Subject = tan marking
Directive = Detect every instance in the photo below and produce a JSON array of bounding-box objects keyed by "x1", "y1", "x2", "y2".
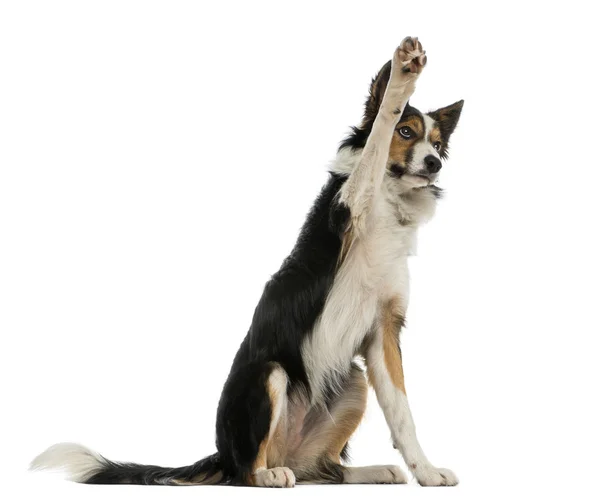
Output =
[
  {"x1": 400, "y1": 116, "x2": 424, "y2": 137},
  {"x1": 381, "y1": 298, "x2": 406, "y2": 394},
  {"x1": 286, "y1": 368, "x2": 367, "y2": 480},
  {"x1": 326, "y1": 388, "x2": 367, "y2": 461},
  {"x1": 249, "y1": 365, "x2": 288, "y2": 485},
  {"x1": 388, "y1": 116, "x2": 424, "y2": 167},
  {"x1": 266, "y1": 419, "x2": 287, "y2": 468},
  {"x1": 324, "y1": 369, "x2": 368, "y2": 462},
  {"x1": 429, "y1": 125, "x2": 442, "y2": 144},
  {"x1": 252, "y1": 440, "x2": 269, "y2": 482}
]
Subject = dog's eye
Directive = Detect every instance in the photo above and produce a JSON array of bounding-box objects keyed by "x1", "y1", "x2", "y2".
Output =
[
  {"x1": 433, "y1": 141, "x2": 442, "y2": 151},
  {"x1": 399, "y1": 126, "x2": 413, "y2": 139}
]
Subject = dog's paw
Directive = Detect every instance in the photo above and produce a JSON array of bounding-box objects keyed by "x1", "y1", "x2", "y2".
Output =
[
  {"x1": 378, "y1": 465, "x2": 408, "y2": 484},
  {"x1": 393, "y1": 36, "x2": 427, "y2": 75},
  {"x1": 253, "y1": 467, "x2": 296, "y2": 488},
  {"x1": 413, "y1": 465, "x2": 458, "y2": 487}
]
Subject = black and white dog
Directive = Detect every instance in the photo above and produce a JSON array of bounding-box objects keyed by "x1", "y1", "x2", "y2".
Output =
[{"x1": 32, "y1": 37, "x2": 463, "y2": 487}]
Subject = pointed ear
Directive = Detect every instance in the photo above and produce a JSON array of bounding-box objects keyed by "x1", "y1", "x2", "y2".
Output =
[
  {"x1": 429, "y1": 100, "x2": 464, "y2": 141},
  {"x1": 362, "y1": 60, "x2": 392, "y2": 126}
]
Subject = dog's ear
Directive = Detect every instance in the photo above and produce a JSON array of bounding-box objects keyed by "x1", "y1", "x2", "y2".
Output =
[
  {"x1": 428, "y1": 100, "x2": 464, "y2": 141},
  {"x1": 362, "y1": 60, "x2": 392, "y2": 126}
]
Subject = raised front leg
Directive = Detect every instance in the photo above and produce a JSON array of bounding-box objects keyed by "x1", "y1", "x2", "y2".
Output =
[
  {"x1": 339, "y1": 37, "x2": 427, "y2": 237},
  {"x1": 364, "y1": 299, "x2": 458, "y2": 486}
]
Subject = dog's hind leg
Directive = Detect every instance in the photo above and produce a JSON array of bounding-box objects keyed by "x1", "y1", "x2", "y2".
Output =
[
  {"x1": 289, "y1": 365, "x2": 407, "y2": 485},
  {"x1": 216, "y1": 361, "x2": 296, "y2": 487},
  {"x1": 249, "y1": 365, "x2": 296, "y2": 488},
  {"x1": 339, "y1": 37, "x2": 427, "y2": 239}
]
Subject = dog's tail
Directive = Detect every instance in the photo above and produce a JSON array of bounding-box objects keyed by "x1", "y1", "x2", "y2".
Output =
[{"x1": 30, "y1": 443, "x2": 224, "y2": 485}]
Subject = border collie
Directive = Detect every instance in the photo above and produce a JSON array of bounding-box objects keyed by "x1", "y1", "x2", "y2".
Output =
[{"x1": 31, "y1": 36, "x2": 463, "y2": 487}]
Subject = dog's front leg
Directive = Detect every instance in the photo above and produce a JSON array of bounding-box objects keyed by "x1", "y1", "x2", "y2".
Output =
[
  {"x1": 364, "y1": 299, "x2": 458, "y2": 486},
  {"x1": 339, "y1": 37, "x2": 427, "y2": 237}
]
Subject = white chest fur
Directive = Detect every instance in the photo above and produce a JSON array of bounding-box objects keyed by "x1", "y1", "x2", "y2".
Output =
[{"x1": 302, "y1": 166, "x2": 424, "y2": 403}]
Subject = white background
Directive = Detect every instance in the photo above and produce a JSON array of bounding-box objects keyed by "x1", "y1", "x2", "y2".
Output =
[{"x1": 1, "y1": 1, "x2": 599, "y2": 501}]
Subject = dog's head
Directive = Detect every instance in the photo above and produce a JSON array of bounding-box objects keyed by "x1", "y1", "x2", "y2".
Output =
[
  {"x1": 341, "y1": 61, "x2": 463, "y2": 185},
  {"x1": 388, "y1": 100, "x2": 463, "y2": 185}
]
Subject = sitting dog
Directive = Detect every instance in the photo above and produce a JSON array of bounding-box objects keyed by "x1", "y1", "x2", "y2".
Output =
[{"x1": 32, "y1": 36, "x2": 463, "y2": 487}]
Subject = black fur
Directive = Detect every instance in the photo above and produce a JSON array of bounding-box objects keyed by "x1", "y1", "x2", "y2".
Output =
[
  {"x1": 339, "y1": 60, "x2": 391, "y2": 151},
  {"x1": 405, "y1": 146, "x2": 415, "y2": 170},
  {"x1": 216, "y1": 172, "x2": 350, "y2": 484},
  {"x1": 339, "y1": 125, "x2": 370, "y2": 151},
  {"x1": 428, "y1": 100, "x2": 464, "y2": 142},
  {"x1": 340, "y1": 442, "x2": 351, "y2": 463},
  {"x1": 86, "y1": 453, "x2": 222, "y2": 485},
  {"x1": 427, "y1": 100, "x2": 464, "y2": 160},
  {"x1": 429, "y1": 185, "x2": 444, "y2": 199},
  {"x1": 308, "y1": 457, "x2": 346, "y2": 484},
  {"x1": 389, "y1": 163, "x2": 407, "y2": 178}
]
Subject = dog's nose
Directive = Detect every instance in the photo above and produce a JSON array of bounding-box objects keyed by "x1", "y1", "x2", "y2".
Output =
[{"x1": 424, "y1": 155, "x2": 442, "y2": 174}]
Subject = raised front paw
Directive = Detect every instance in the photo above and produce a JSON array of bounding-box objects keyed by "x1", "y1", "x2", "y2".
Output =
[
  {"x1": 393, "y1": 36, "x2": 427, "y2": 76},
  {"x1": 413, "y1": 465, "x2": 458, "y2": 486}
]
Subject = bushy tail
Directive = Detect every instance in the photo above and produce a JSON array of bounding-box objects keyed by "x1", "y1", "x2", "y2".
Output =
[{"x1": 30, "y1": 443, "x2": 224, "y2": 485}]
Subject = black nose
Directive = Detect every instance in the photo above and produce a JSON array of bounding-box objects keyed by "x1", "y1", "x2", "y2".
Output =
[{"x1": 424, "y1": 155, "x2": 442, "y2": 174}]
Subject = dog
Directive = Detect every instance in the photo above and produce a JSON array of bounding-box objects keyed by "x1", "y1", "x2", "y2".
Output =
[{"x1": 31, "y1": 36, "x2": 463, "y2": 487}]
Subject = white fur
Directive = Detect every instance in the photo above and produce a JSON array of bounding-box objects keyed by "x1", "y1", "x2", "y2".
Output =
[
  {"x1": 409, "y1": 114, "x2": 441, "y2": 174},
  {"x1": 266, "y1": 366, "x2": 288, "y2": 443},
  {"x1": 328, "y1": 145, "x2": 359, "y2": 176},
  {"x1": 303, "y1": 49, "x2": 421, "y2": 400},
  {"x1": 253, "y1": 466, "x2": 296, "y2": 488},
  {"x1": 303, "y1": 118, "x2": 435, "y2": 401},
  {"x1": 303, "y1": 42, "x2": 457, "y2": 486},
  {"x1": 343, "y1": 465, "x2": 407, "y2": 484},
  {"x1": 29, "y1": 442, "x2": 106, "y2": 482}
]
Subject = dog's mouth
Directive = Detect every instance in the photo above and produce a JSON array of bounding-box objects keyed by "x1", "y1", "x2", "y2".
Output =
[
  {"x1": 413, "y1": 173, "x2": 433, "y2": 183},
  {"x1": 389, "y1": 164, "x2": 437, "y2": 184}
]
